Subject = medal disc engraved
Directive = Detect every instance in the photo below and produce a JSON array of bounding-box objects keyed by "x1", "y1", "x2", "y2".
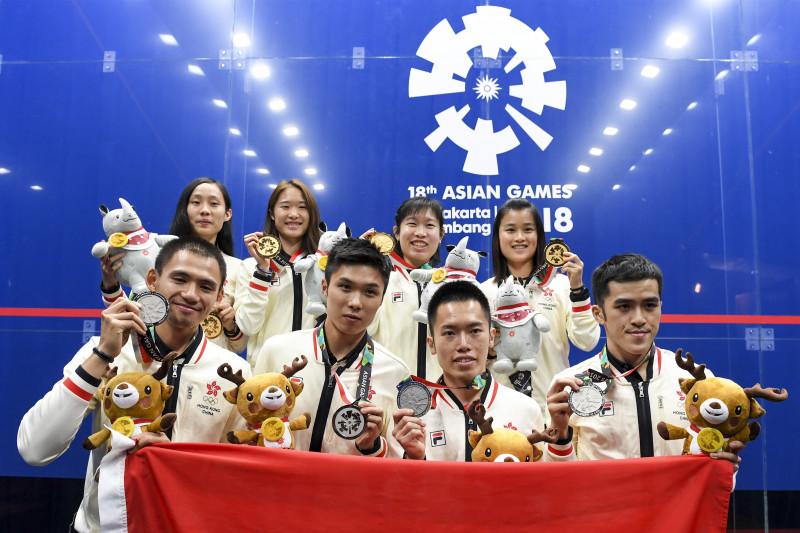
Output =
[
  {"x1": 318, "y1": 256, "x2": 328, "y2": 271},
  {"x1": 370, "y1": 232, "x2": 395, "y2": 255},
  {"x1": 261, "y1": 417, "x2": 286, "y2": 442},
  {"x1": 133, "y1": 291, "x2": 169, "y2": 327},
  {"x1": 111, "y1": 416, "x2": 135, "y2": 438},
  {"x1": 109, "y1": 233, "x2": 128, "y2": 247},
  {"x1": 256, "y1": 234, "x2": 281, "y2": 258},
  {"x1": 697, "y1": 427, "x2": 724, "y2": 453},
  {"x1": 331, "y1": 404, "x2": 366, "y2": 440},
  {"x1": 397, "y1": 381, "x2": 432, "y2": 418},
  {"x1": 544, "y1": 239, "x2": 570, "y2": 267},
  {"x1": 432, "y1": 268, "x2": 446, "y2": 283},
  {"x1": 201, "y1": 313, "x2": 223, "y2": 339},
  {"x1": 568, "y1": 382, "x2": 605, "y2": 417}
]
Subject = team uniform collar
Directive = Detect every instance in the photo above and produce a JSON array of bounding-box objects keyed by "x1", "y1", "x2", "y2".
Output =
[
  {"x1": 433, "y1": 372, "x2": 497, "y2": 411},
  {"x1": 598, "y1": 344, "x2": 662, "y2": 381},
  {"x1": 313, "y1": 324, "x2": 370, "y2": 370},
  {"x1": 152, "y1": 326, "x2": 207, "y2": 366}
]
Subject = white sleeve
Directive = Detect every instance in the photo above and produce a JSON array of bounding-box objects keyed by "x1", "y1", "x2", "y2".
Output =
[
  {"x1": 233, "y1": 259, "x2": 272, "y2": 337},
  {"x1": 18, "y1": 341, "x2": 101, "y2": 466}
]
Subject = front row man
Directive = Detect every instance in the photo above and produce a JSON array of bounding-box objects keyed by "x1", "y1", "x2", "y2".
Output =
[
  {"x1": 391, "y1": 281, "x2": 558, "y2": 461},
  {"x1": 545, "y1": 253, "x2": 744, "y2": 470},
  {"x1": 18, "y1": 237, "x2": 251, "y2": 533},
  {"x1": 253, "y1": 238, "x2": 410, "y2": 456}
]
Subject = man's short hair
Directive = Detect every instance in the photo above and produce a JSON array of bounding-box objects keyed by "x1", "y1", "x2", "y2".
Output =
[
  {"x1": 591, "y1": 253, "x2": 663, "y2": 307},
  {"x1": 325, "y1": 238, "x2": 392, "y2": 294},
  {"x1": 427, "y1": 281, "x2": 491, "y2": 333},
  {"x1": 155, "y1": 236, "x2": 226, "y2": 288}
]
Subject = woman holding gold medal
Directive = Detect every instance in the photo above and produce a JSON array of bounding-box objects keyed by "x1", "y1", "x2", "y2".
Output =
[
  {"x1": 234, "y1": 179, "x2": 322, "y2": 369},
  {"x1": 364, "y1": 196, "x2": 446, "y2": 380},
  {"x1": 99, "y1": 178, "x2": 247, "y2": 354},
  {"x1": 480, "y1": 199, "x2": 600, "y2": 417}
]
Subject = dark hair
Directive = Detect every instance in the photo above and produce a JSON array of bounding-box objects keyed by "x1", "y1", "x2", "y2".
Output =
[
  {"x1": 591, "y1": 253, "x2": 663, "y2": 307},
  {"x1": 393, "y1": 196, "x2": 445, "y2": 267},
  {"x1": 155, "y1": 236, "x2": 227, "y2": 288},
  {"x1": 324, "y1": 238, "x2": 392, "y2": 294},
  {"x1": 491, "y1": 199, "x2": 546, "y2": 284},
  {"x1": 264, "y1": 179, "x2": 322, "y2": 254},
  {"x1": 169, "y1": 178, "x2": 234, "y2": 256},
  {"x1": 427, "y1": 280, "x2": 491, "y2": 332}
]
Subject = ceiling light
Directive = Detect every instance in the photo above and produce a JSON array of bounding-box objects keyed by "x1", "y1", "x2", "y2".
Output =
[
  {"x1": 694, "y1": 283, "x2": 702, "y2": 293},
  {"x1": 269, "y1": 183, "x2": 278, "y2": 189},
  {"x1": 629, "y1": 165, "x2": 636, "y2": 171},
  {"x1": 232, "y1": 32, "x2": 251, "y2": 48},
  {"x1": 577, "y1": 165, "x2": 590, "y2": 173},
  {"x1": 603, "y1": 126, "x2": 618, "y2": 136},
  {"x1": 620, "y1": 99, "x2": 637, "y2": 110},
  {"x1": 269, "y1": 98, "x2": 286, "y2": 111},
  {"x1": 715, "y1": 70, "x2": 729, "y2": 80},
  {"x1": 304, "y1": 168, "x2": 317, "y2": 175},
  {"x1": 0, "y1": 168, "x2": 9, "y2": 174},
  {"x1": 612, "y1": 184, "x2": 621, "y2": 190},
  {"x1": 188, "y1": 64, "x2": 204, "y2": 76},
  {"x1": 229, "y1": 128, "x2": 241, "y2": 136},
  {"x1": 746, "y1": 34, "x2": 761, "y2": 47},
  {"x1": 283, "y1": 126, "x2": 299, "y2": 136},
  {"x1": 213, "y1": 99, "x2": 228, "y2": 108},
  {"x1": 243, "y1": 149, "x2": 256, "y2": 157},
  {"x1": 257, "y1": 168, "x2": 269, "y2": 174},
  {"x1": 313, "y1": 184, "x2": 325, "y2": 191},
  {"x1": 641, "y1": 65, "x2": 660, "y2": 78},
  {"x1": 295, "y1": 149, "x2": 309, "y2": 158},
  {"x1": 589, "y1": 147, "x2": 603, "y2": 156},
  {"x1": 159, "y1": 34, "x2": 178, "y2": 46},
  {"x1": 666, "y1": 32, "x2": 689, "y2": 49},
  {"x1": 687, "y1": 102, "x2": 698, "y2": 110},
  {"x1": 644, "y1": 148, "x2": 653, "y2": 155},
  {"x1": 250, "y1": 62, "x2": 270, "y2": 79},
  {"x1": 31, "y1": 185, "x2": 43, "y2": 190},
  {"x1": 663, "y1": 128, "x2": 673, "y2": 135}
]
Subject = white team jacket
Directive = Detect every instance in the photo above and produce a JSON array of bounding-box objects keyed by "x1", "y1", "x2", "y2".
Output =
[
  {"x1": 369, "y1": 253, "x2": 442, "y2": 380},
  {"x1": 481, "y1": 271, "x2": 600, "y2": 417},
  {"x1": 252, "y1": 328, "x2": 410, "y2": 457},
  {"x1": 234, "y1": 254, "x2": 315, "y2": 368},
  {"x1": 392, "y1": 375, "x2": 550, "y2": 462},
  {"x1": 100, "y1": 252, "x2": 247, "y2": 354},
  {"x1": 545, "y1": 346, "x2": 709, "y2": 461},
  {"x1": 17, "y1": 333, "x2": 251, "y2": 533}
]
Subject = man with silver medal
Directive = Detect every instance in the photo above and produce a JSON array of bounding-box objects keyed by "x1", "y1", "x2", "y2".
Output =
[
  {"x1": 392, "y1": 281, "x2": 552, "y2": 462},
  {"x1": 252, "y1": 238, "x2": 410, "y2": 456},
  {"x1": 544, "y1": 254, "x2": 745, "y2": 479}
]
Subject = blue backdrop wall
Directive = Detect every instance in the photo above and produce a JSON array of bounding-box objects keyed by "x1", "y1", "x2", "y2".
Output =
[{"x1": 1, "y1": 0, "x2": 798, "y2": 528}]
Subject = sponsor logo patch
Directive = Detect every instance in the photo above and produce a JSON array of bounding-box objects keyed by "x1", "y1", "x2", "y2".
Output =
[
  {"x1": 599, "y1": 401, "x2": 614, "y2": 417},
  {"x1": 392, "y1": 292, "x2": 403, "y2": 303},
  {"x1": 430, "y1": 430, "x2": 446, "y2": 447}
]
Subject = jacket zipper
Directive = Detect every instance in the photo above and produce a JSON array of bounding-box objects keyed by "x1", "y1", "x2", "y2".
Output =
[
  {"x1": 634, "y1": 380, "x2": 654, "y2": 457},
  {"x1": 416, "y1": 281, "x2": 427, "y2": 379},
  {"x1": 309, "y1": 362, "x2": 336, "y2": 452},
  {"x1": 163, "y1": 362, "x2": 182, "y2": 440}
]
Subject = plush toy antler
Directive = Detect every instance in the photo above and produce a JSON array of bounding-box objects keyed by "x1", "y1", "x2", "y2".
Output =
[
  {"x1": 466, "y1": 400, "x2": 555, "y2": 462},
  {"x1": 282, "y1": 355, "x2": 308, "y2": 379},
  {"x1": 674, "y1": 348, "x2": 707, "y2": 381},
  {"x1": 743, "y1": 384, "x2": 788, "y2": 402},
  {"x1": 217, "y1": 363, "x2": 247, "y2": 387},
  {"x1": 467, "y1": 400, "x2": 494, "y2": 436}
]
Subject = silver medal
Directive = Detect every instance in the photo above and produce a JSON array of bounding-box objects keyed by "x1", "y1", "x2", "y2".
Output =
[
  {"x1": 568, "y1": 382, "x2": 605, "y2": 417},
  {"x1": 396, "y1": 381, "x2": 432, "y2": 418},
  {"x1": 133, "y1": 291, "x2": 169, "y2": 327}
]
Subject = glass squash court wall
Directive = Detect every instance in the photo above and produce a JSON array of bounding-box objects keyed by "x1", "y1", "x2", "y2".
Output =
[{"x1": 0, "y1": 1, "x2": 798, "y2": 529}]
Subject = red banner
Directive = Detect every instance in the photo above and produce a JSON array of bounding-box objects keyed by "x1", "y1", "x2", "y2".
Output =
[{"x1": 115, "y1": 443, "x2": 732, "y2": 532}]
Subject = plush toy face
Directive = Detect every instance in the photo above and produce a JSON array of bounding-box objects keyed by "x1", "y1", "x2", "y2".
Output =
[
  {"x1": 318, "y1": 222, "x2": 349, "y2": 252},
  {"x1": 469, "y1": 428, "x2": 541, "y2": 463},
  {"x1": 495, "y1": 276, "x2": 528, "y2": 309},
  {"x1": 101, "y1": 198, "x2": 141, "y2": 236},
  {"x1": 223, "y1": 373, "x2": 304, "y2": 426},
  {"x1": 101, "y1": 372, "x2": 173, "y2": 421},
  {"x1": 444, "y1": 236, "x2": 483, "y2": 273},
  {"x1": 681, "y1": 377, "x2": 764, "y2": 435}
]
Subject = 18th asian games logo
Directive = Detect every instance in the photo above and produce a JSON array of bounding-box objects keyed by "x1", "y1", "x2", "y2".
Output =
[{"x1": 409, "y1": 6, "x2": 566, "y2": 176}]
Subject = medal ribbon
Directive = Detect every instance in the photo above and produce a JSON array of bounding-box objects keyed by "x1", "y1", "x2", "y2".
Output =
[
  {"x1": 398, "y1": 371, "x2": 489, "y2": 393},
  {"x1": 316, "y1": 326, "x2": 375, "y2": 404},
  {"x1": 599, "y1": 343, "x2": 656, "y2": 381}
]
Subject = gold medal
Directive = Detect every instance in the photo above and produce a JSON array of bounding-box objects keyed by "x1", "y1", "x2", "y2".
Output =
[
  {"x1": 369, "y1": 232, "x2": 395, "y2": 255},
  {"x1": 256, "y1": 234, "x2": 281, "y2": 258},
  {"x1": 111, "y1": 416, "x2": 135, "y2": 438},
  {"x1": 431, "y1": 268, "x2": 446, "y2": 283},
  {"x1": 261, "y1": 417, "x2": 286, "y2": 442},
  {"x1": 201, "y1": 312, "x2": 223, "y2": 339},
  {"x1": 697, "y1": 427, "x2": 724, "y2": 453},
  {"x1": 318, "y1": 256, "x2": 328, "y2": 271},
  {"x1": 544, "y1": 238, "x2": 570, "y2": 267},
  {"x1": 109, "y1": 233, "x2": 128, "y2": 247}
]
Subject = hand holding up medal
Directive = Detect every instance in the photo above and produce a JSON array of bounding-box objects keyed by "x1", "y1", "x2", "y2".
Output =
[
  {"x1": 243, "y1": 231, "x2": 276, "y2": 273},
  {"x1": 546, "y1": 376, "x2": 584, "y2": 441},
  {"x1": 544, "y1": 239, "x2": 586, "y2": 291},
  {"x1": 392, "y1": 408, "x2": 426, "y2": 460},
  {"x1": 89, "y1": 298, "x2": 149, "y2": 377}
]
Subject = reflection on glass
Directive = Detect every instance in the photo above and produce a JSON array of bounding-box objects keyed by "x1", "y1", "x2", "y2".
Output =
[
  {"x1": 159, "y1": 34, "x2": 178, "y2": 46},
  {"x1": 31, "y1": 185, "x2": 43, "y2": 190},
  {"x1": 665, "y1": 31, "x2": 689, "y2": 48},
  {"x1": 746, "y1": 34, "x2": 761, "y2": 47},
  {"x1": 0, "y1": 168, "x2": 10, "y2": 174},
  {"x1": 641, "y1": 65, "x2": 660, "y2": 78},
  {"x1": 188, "y1": 65, "x2": 204, "y2": 76},
  {"x1": 213, "y1": 99, "x2": 228, "y2": 108},
  {"x1": 295, "y1": 149, "x2": 309, "y2": 158},
  {"x1": 663, "y1": 128, "x2": 673, "y2": 135},
  {"x1": 313, "y1": 184, "x2": 325, "y2": 191},
  {"x1": 620, "y1": 99, "x2": 637, "y2": 110},
  {"x1": 612, "y1": 184, "x2": 621, "y2": 190},
  {"x1": 243, "y1": 149, "x2": 257, "y2": 157},
  {"x1": 257, "y1": 168, "x2": 270, "y2": 174},
  {"x1": 715, "y1": 70, "x2": 729, "y2": 80},
  {"x1": 232, "y1": 32, "x2": 251, "y2": 48},
  {"x1": 644, "y1": 148, "x2": 653, "y2": 155},
  {"x1": 229, "y1": 128, "x2": 242, "y2": 136},
  {"x1": 687, "y1": 102, "x2": 698, "y2": 110},
  {"x1": 269, "y1": 98, "x2": 287, "y2": 111},
  {"x1": 603, "y1": 126, "x2": 618, "y2": 136},
  {"x1": 577, "y1": 165, "x2": 590, "y2": 173},
  {"x1": 589, "y1": 147, "x2": 603, "y2": 156},
  {"x1": 283, "y1": 126, "x2": 299, "y2": 136},
  {"x1": 305, "y1": 168, "x2": 317, "y2": 175},
  {"x1": 251, "y1": 62, "x2": 270, "y2": 79}
]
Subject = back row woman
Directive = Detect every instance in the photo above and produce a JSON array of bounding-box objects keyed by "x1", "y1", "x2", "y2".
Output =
[
  {"x1": 480, "y1": 199, "x2": 600, "y2": 413},
  {"x1": 234, "y1": 179, "x2": 322, "y2": 368}
]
